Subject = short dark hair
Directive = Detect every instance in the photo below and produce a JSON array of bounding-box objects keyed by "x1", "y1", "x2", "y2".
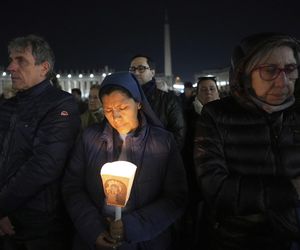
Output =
[
  {"x1": 184, "y1": 81, "x2": 193, "y2": 88},
  {"x1": 90, "y1": 84, "x2": 100, "y2": 91},
  {"x1": 130, "y1": 54, "x2": 156, "y2": 70},
  {"x1": 197, "y1": 76, "x2": 217, "y2": 84},
  {"x1": 71, "y1": 88, "x2": 82, "y2": 96}
]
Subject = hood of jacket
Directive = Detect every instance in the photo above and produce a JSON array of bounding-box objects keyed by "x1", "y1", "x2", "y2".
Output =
[{"x1": 99, "y1": 72, "x2": 163, "y2": 128}]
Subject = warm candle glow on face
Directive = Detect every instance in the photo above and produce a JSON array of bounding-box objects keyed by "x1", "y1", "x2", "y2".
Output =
[{"x1": 101, "y1": 90, "x2": 141, "y2": 134}]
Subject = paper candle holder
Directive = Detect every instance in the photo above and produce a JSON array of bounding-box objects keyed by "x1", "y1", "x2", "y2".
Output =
[{"x1": 100, "y1": 161, "x2": 137, "y2": 207}]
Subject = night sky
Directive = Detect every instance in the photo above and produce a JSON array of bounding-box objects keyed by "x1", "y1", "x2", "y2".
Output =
[{"x1": 1, "y1": 0, "x2": 299, "y2": 82}]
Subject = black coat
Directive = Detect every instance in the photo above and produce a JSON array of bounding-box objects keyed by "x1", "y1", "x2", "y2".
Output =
[
  {"x1": 194, "y1": 96, "x2": 300, "y2": 250},
  {"x1": 0, "y1": 80, "x2": 80, "y2": 239},
  {"x1": 142, "y1": 79, "x2": 186, "y2": 150}
]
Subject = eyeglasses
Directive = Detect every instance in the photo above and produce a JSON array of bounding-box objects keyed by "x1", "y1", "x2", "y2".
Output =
[
  {"x1": 252, "y1": 64, "x2": 299, "y2": 81},
  {"x1": 129, "y1": 65, "x2": 151, "y2": 73}
]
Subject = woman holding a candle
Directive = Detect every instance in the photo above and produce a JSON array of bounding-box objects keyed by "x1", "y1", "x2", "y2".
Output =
[{"x1": 62, "y1": 72, "x2": 188, "y2": 250}]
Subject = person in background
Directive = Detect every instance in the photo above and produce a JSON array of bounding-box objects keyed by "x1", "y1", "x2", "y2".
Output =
[
  {"x1": 62, "y1": 72, "x2": 188, "y2": 250},
  {"x1": 155, "y1": 78, "x2": 172, "y2": 93},
  {"x1": 180, "y1": 76, "x2": 220, "y2": 249},
  {"x1": 193, "y1": 76, "x2": 220, "y2": 115},
  {"x1": 80, "y1": 84, "x2": 104, "y2": 130},
  {"x1": 194, "y1": 33, "x2": 300, "y2": 250},
  {"x1": 72, "y1": 87, "x2": 88, "y2": 114},
  {"x1": 0, "y1": 34, "x2": 80, "y2": 250},
  {"x1": 180, "y1": 81, "x2": 195, "y2": 115},
  {"x1": 129, "y1": 54, "x2": 186, "y2": 150}
]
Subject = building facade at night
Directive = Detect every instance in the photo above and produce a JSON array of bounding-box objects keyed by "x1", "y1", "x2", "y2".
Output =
[
  {"x1": 0, "y1": 15, "x2": 230, "y2": 97},
  {"x1": 0, "y1": 66, "x2": 230, "y2": 97},
  {"x1": 0, "y1": 66, "x2": 114, "y2": 98}
]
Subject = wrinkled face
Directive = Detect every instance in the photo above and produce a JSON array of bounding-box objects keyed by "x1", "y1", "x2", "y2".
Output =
[
  {"x1": 129, "y1": 57, "x2": 155, "y2": 85},
  {"x1": 7, "y1": 46, "x2": 49, "y2": 91},
  {"x1": 102, "y1": 90, "x2": 141, "y2": 134},
  {"x1": 197, "y1": 80, "x2": 220, "y2": 104},
  {"x1": 88, "y1": 88, "x2": 101, "y2": 112},
  {"x1": 251, "y1": 46, "x2": 298, "y2": 105}
]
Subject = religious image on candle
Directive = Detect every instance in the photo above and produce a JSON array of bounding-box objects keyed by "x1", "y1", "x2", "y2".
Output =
[
  {"x1": 104, "y1": 178, "x2": 127, "y2": 206},
  {"x1": 100, "y1": 161, "x2": 137, "y2": 207}
]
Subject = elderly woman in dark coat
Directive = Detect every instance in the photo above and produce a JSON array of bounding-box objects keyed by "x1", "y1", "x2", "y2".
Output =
[
  {"x1": 62, "y1": 72, "x2": 188, "y2": 250},
  {"x1": 194, "y1": 33, "x2": 300, "y2": 250}
]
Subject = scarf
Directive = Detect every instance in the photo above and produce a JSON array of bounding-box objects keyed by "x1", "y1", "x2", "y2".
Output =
[
  {"x1": 250, "y1": 95, "x2": 295, "y2": 114},
  {"x1": 193, "y1": 98, "x2": 204, "y2": 115}
]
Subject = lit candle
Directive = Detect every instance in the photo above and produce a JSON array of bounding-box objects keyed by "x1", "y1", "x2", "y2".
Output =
[{"x1": 100, "y1": 161, "x2": 137, "y2": 220}]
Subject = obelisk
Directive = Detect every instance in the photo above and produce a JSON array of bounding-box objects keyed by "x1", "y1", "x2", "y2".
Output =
[{"x1": 164, "y1": 11, "x2": 173, "y2": 85}]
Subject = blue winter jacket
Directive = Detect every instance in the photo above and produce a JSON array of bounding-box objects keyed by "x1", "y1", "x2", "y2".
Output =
[{"x1": 62, "y1": 115, "x2": 188, "y2": 250}]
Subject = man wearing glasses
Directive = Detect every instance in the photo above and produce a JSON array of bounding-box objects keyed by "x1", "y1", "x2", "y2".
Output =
[
  {"x1": 194, "y1": 33, "x2": 300, "y2": 250},
  {"x1": 129, "y1": 54, "x2": 185, "y2": 149}
]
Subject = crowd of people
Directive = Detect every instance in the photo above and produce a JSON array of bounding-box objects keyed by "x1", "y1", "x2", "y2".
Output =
[{"x1": 0, "y1": 33, "x2": 300, "y2": 250}]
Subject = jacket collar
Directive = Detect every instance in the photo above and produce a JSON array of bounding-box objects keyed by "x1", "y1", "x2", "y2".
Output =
[
  {"x1": 141, "y1": 78, "x2": 156, "y2": 97},
  {"x1": 16, "y1": 79, "x2": 51, "y2": 100}
]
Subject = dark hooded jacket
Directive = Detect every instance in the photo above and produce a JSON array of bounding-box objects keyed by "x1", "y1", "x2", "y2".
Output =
[
  {"x1": 194, "y1": 33, "x2": 300, "y2": 250},
  {"x1": 62, "y1": 72, "x2": 188, "y2": 250}
]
